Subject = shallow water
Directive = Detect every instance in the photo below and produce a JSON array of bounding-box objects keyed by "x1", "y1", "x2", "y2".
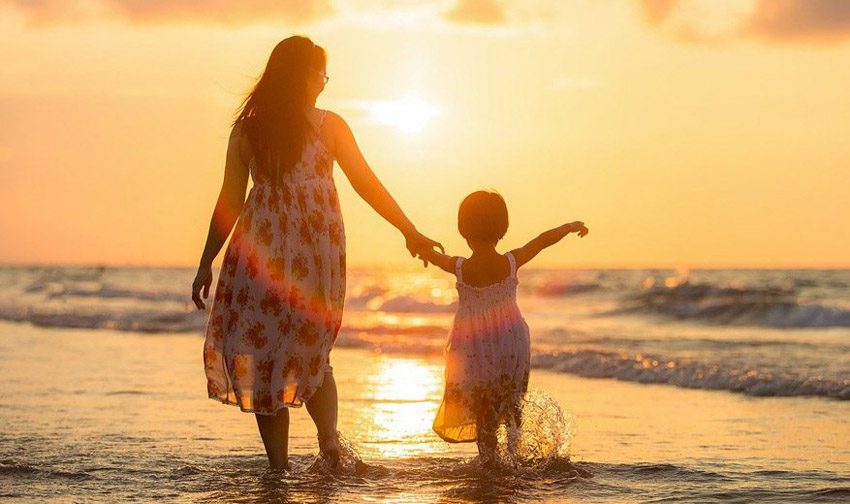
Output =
[{"x1": 2, "y1": 321, "x2": 849, "y2": 502}]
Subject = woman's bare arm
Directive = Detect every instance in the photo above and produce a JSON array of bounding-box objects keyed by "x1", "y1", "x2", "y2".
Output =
[
  {"x1": 327, "y1": 111, "x2": 442, "y2": 261},
  {"x1": 509, "y1": 221, "x2": 589, "y2": 269},
  {"x1": 192, "y1": 125, "x2": 250, "y2": 309}
]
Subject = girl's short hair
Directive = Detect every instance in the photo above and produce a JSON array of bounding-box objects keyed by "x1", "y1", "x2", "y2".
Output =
[{"x1": 458, "y1": 191, "x2": 509, "y2": 242}]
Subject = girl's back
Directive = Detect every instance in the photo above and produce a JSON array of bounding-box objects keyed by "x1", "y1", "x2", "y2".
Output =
[
  {"x1": 457, "y1": 252, "x2": 512, "y2": 287},
  {"x1": 433, "y1": 252, "x2": 531, "y2": 444},
  {"x1": 453, "y1": 252, "x2": 523, "y2": 318}
]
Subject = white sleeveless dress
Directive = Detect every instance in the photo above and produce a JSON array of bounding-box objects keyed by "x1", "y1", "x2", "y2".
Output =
[
  {"x1": 203, "y1": 109, "x2": 346, "y2": 415},
  {"x1": 433, "y1": 252, "x2": 531, "y2": 443}
]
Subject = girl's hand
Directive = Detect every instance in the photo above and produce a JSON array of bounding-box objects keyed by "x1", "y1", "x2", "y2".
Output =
[
  {"x1": 192, "y1": 264, "x2": 213, "y2": 310},
  {"x1": 405, "y1": 230, "x2": 444, "y2": 267},
  {"x1": 565, "y1": 221, "x2": 589, "y2": 237}
]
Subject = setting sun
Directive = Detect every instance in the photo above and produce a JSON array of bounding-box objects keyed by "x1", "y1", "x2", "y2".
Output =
[{"x1": 369, "y1": 95, "x2": 439, "y2": 133}]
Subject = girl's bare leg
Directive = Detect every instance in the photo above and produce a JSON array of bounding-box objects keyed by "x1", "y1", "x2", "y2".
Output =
[
  {"x1": 477, "y1": 428, "x2": 498, "y2": 466},
  {"x1": 476, "y1": 404, "x2": 499, "y2": 466},
  {"x1": 255, "y1": 408, "x2": 290, "y2": 470},
  {"x1": 306, "y1": 371, "x2": 340, "y2": 464},
  {"x1": 505, "y1": 403, "x2": 523, "y2": 462}
]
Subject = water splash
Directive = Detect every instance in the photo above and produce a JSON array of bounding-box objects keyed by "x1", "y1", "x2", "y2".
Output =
[
  {"x1": 306, "y1": 431, "x2": 368, "y2": 475},
  {"x1": 495, "y1": 390, "x2": 577, "y2": 470}
]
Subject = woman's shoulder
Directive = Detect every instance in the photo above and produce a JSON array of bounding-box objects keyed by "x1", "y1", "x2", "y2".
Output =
[
  {"x1": 230, "y1": 120, "x2": 254, "y2": 145},
  {"x1": 228, "y1": 121, "x2": 254, "y2": 159},
  {"x1": 318, "y1": 109, "x2": 347, "y2": 130}
]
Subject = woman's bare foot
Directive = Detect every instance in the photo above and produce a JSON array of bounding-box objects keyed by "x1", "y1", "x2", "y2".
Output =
[
  {"x1": 268, "y1": 460, "x2": 291, "y2": 472},
  {"x1": 318, "y1": 431, "x2": 341, "y2": 468}
]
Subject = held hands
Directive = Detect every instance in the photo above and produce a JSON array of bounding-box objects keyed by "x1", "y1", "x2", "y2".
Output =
[
  {"x1": 405, "y1": 230, "x2": 444, "y2": 267},
  {"x1": 191, "y1": 264, "x2": 213, "y2": 310}
]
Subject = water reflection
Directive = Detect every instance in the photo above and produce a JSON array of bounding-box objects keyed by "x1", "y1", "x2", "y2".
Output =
[{"x1": 362, "y1": 357, "x2": 444, "y2": 458}]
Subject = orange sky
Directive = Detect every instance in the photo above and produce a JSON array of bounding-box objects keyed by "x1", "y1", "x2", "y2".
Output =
[{"x1": 1, "y1": 0, "x2": 849, "y2": 268}]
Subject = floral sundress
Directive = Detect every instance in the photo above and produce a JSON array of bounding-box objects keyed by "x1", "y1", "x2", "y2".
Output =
[
  {"x1": 433, "y1": 252, "x2": 531, "y2": 442},
  {"x1": 203, "y1": 109, "x2": 346, "y2": 415}
]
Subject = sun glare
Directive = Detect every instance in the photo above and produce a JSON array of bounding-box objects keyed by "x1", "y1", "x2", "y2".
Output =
[
  {"x1": 364, "y1": 357, "x2": 444, "y2": 458},
  {"x1": 370, "y1": 96, "x2": 439, "y2": 133}
]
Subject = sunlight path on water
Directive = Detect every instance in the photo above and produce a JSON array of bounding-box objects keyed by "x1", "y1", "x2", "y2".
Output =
[{"x1": 345, "y1": 355, "x2": 446, "y2": 459}]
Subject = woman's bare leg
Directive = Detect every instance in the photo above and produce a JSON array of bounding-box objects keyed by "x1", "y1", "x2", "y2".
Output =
[
  {"x1": 255, "y1": 408, "x2": 290, "y2": 470},
  {"x1": 306, "y1": 371, "x2": 339, "y2": 462}
]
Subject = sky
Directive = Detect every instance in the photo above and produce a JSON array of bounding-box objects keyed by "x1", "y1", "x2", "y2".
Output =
[{"x1": 1, "y1": 0, "x2": 849, "y2": 269}]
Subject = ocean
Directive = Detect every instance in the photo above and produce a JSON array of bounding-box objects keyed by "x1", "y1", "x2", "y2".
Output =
[{"x1": 1, "y1": 265, "x2": 848, "y2": 502}]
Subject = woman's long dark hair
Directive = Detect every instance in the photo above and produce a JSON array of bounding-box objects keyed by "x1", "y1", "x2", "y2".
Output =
[{"x1": 233, "y1": 36, "x2": 326, "y2": 186}]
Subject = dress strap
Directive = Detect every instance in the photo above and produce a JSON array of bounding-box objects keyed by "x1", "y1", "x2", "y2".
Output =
[
  {"x1": 309, "y1": 108, "x2": 327, "y2": 139},
  {"x1": 454, "y1": 257, "x2": 464, "y2": 283},
  {"x1": 506, "y1": 252, "x2": 517, "y2": 278},
  {"x1": 313, "y1": 108, "x2": 332, "y2": 159}
]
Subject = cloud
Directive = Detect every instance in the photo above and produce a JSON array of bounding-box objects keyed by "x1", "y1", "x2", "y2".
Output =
[
  {"x1": 637, "y1": 0, "x2": 850, "y2": 44},
  {"x1": 639, "y1": 0, "x2": 677, "y2": 26},
  {"x1": 1, "y1": 0, "x2": 553, "y2": 32},
  {"x1": 0, "y1": 0, "x2": 334, "y2": 26},
  {"x1": 746, "y1": 0, "x2": 850, "y2": 41},
  {"x1": 443, "y1": 0, "x2": 507, "y2": 25},
  {"x1": 0, "y1": 0, "x2": 98, "y2": 25}
]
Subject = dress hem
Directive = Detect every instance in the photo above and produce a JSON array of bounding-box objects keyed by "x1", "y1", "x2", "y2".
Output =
[
  {"x1": 433, "y1": 426, "x2": 478, "y2": 444},
  {"x1": 208, "y1": 394, "x2": 305, "y2": 416}
]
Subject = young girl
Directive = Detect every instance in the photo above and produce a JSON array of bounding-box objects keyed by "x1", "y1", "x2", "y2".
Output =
[{"x1": 419, "y1": 190, "x2": 589, "y2": 465}]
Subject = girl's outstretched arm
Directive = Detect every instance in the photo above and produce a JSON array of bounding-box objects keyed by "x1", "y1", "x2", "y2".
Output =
[
  {"x1": 418, "y1": 246, "x2": 459, "y2": 275},
  {"x1": 327, "y1": 111, "x2": 443, "y2": 264},
  {"x1": 510, "y1": 221, "x2": 588, "y2": 269}
]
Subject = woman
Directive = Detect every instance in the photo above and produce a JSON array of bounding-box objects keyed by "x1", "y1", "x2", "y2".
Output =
[{"x1": 191, "y1": 35, "x2": 441, "y2": 470}]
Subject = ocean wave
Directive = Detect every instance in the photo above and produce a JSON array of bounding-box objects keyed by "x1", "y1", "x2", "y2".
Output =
[
  {"x1": 535, "y1": 282, "x2": 602, "y2": 297},
  {"x1": 343, "y1": 323, "x2": 448, "y2": 337},
  {"x1": 345, "y1": 285, "x2": 389, "y2": 308},
  {"x1": 0, "y1": 302, "x2": 452, "y2": 336},
  {"x1": 369, "y1": 295, "x2": 457, "y2": 313},
  {"x1": 562, "y1": 333, "x2": 840, "y2": 350},
  {"x1": 0, "y1": 305, "x2": 207, "y2": 333},
  {"x1": 615, "y1": 280, "x2": 850, "y2": 328},
  {"x1": 334, "y1": 329, "x2": 446, "y2": 355},
  {"x1": 25, "y1": 281, "x2": 188, "y2": 304},
  {"x1": 0, "y1": 460, "x2": 96, "y2": 481},
  {"x1": 531, "y1": 350, "x2": 850, "y2": 400}
]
